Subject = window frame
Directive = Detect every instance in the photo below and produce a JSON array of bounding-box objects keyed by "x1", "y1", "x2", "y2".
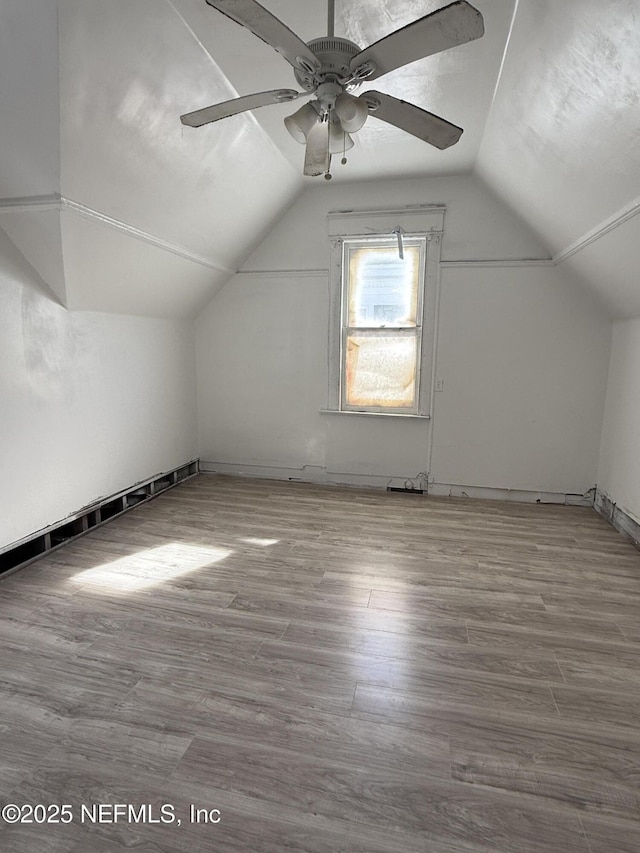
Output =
[
  {"x1": 340, "y1": 235, "x2": 427, "y2": 415},
  {"x1": 327, "y1": 206, "x2": 444, "y2": 419}
]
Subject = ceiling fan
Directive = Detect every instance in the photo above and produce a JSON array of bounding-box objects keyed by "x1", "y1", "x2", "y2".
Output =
[{"x1": 180, "y1": 0, "x2": 484, "y2": 179}]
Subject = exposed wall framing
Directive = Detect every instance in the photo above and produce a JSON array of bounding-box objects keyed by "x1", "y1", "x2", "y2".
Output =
[
  {"x1": 594, "y1": 487, "x2": 640, "y2": 551},
  {"x1": 0, "y1": 460, "x2": 199, "y2": 578}
]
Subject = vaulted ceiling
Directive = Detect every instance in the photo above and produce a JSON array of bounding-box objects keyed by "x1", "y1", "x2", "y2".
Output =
[{"x1": 1, "y1": 0, "x2": 639, "y2": 318}]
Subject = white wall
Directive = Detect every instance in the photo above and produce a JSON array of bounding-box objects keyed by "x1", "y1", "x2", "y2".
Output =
[
  {"x1": 597, "y1": 318, "x2": 640, "y2": 523},
  {"x1": 196, "y1": 174, "x2": 611, "y2": 497},
  {"x1": 432, "y1": 265, "x2": 610, "y2": 494},
  {"x1": 0, "y1": 228, "x2": 198, "y2": 548}
]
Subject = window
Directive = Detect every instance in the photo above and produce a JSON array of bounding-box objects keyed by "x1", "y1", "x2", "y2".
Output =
[
  {"x1": 341, "y1": 237, "x2": 426, "y2": 412},
  {"x1": 327, "y1": 207, "x2": 443, "y2": 418}
]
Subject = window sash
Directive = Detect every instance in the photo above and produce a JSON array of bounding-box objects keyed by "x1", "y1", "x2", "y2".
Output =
[
  {"x1": 346, "y1": 243, "x2": 422, "y2": 329},
  {"x1": 341, "y1": 327, "x2": 422, "y2": 413}
]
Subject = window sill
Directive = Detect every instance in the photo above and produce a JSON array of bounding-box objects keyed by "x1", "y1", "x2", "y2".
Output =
[{"x1": 319, "y1": 410, "x2": 431, "y2": 420}]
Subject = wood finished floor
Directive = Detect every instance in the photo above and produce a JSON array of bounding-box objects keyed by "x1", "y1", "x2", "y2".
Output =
[{"x1": 1, "y1": 475, "x2": 640, "y2": 852}]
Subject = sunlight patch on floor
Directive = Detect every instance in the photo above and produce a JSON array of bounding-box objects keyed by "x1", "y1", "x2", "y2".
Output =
[
  {"x1": 70, "y1": 543, "x2": 231, "y2": 593},
  {"x1": 240, "y1": 536, "x2": 279, "y2": 547}
]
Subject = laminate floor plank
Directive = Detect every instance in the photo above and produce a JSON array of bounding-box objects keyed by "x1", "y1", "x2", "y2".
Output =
[
  {"x1": 447, "y1": 713, "x2": 640, "y2": 785},
  {"x1": 256, "y1": 638, "x2": 565, "y2": 700},
  {"x1": 554, "y1": 645, "x2": 640, "y2": 689},
  {"x1": 234, "y1": 594, "x2": 469, "y2": 642},
  {"x1": 314, "y1": 556, "x2": 471, "y2": 577},
  {"x1": 542, "y1": 590, "x2": 640, "y2": 622},
  {"x1": 371, "y1": 585, "x2": 547, "y2": 607},
  {"x1": 115, "y1": 667, "x2": 357, "y2": 729},
  {"x1": 1, "y1": 474, "x2": 640, "y2": 852},
  {"x1": 171, "y1": 735, "x2": 589, "y2": 853},
  {"x1": 26, "y1": 591, "x2": 288, "y2": 640},
  {"x1": 0, "y1": 642, "x2": 140, "y2": 709},
  {"x1": 450, "y1": 748, "x2": 640, "y2": 822},
  {"x1": 319, "y1": 568, "x2": 467, "y2": 591},
  {"x1": 459, "y1": 561, "x2": 640, "y2": 591},
  {"x1": 157, "y1": 683, "x2": 454, "y2": 782},
  {"x1": 351, "y1": 680, "x2": 559, "y2": 730},
  {"x1": 280, "y1": 621, "x2": 565, "y2": 681},
  {"x1": 619, "y1": 623, "x2": 640, "y2": 642},
  {"x1": 466, "y1": 618, "x2": 628, "y2": 652},
  {"x1": 367, "y1": 589, "x2": 549, "y2": 624},
  {"x1": 74, "y1": 627, "x2": 266, "y2": 681},
  {"x1": 551, "y1": 682, "x2": 640, "y2": 730},
  {"x1": 580, "y1": 814, "x2": 640, "y2": 853}
]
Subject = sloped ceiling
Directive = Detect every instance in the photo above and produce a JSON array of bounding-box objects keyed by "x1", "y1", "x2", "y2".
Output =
[
  {"x1": 477, "y1": 0, "x2": 640, "y2": 317},
  {"x1": 0, "y1": 0, "x2": 638, "y2": 318}
]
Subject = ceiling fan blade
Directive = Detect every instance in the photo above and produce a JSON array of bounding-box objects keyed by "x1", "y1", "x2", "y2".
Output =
[
  {"x1": 362, "y1": 91, "x2": 463, "y2": 150},
  {"x1": 350, "y1": 1, "x2": 484, "y2": 82},
  {"x1": 303, "y1": 121, "x2": 330, "y2": 176},
  {"x1": 180, "y1": 89, "x2": 301, "y2": 127},
  {"x1": 205, "y1": 0, "x2": 320, "y2": 74}
]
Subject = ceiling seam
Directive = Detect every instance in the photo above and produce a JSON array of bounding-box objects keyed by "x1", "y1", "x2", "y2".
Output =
[
  {"x1": 164, "y1": 0, "x2": 305, "y2": 177},
  {"x1": 165, "y1": 0, "x2": 232, "y2": 76},
  {"x1": 486, "y1": 0, "x2": 520, "y2": 120},
  {"x1": 475, "y1": 0, "x2": 520, "y2": 165}
]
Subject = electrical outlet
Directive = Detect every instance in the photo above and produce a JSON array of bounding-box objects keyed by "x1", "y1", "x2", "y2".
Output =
[{"x1": 435, "y1": 378, "x2": 445, "y2": 392}]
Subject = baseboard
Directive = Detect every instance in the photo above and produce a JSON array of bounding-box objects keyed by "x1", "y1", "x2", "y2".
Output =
[
  {"x1": 428, "y1": 482, "x2": 594, "y2": 506},
  {"x1": 594, "y1": 487, "x2": 640, "y2": 550},
  {"x1": 199, "y1": 460, "x2": 425, "y2": 491},
  {"x1": 199, "y1": 461, "x2": 593, "y2": 505},
  {"x1": 0, "y1": 460, "x2": 199, "y2": 578}
]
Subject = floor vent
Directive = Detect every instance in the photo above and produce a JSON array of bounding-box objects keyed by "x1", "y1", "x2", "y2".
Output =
[
  {"x1": 387, "y1": 487, "x2": 424, "y2": 494},
  {"x1": 0, "y1": 459, "x2": 199, "y2": 578}
]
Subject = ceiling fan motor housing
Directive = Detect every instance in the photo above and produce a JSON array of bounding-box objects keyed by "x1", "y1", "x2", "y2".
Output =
[{"x1": 295, "y1": 37, "x2": 361, "y2": 90}]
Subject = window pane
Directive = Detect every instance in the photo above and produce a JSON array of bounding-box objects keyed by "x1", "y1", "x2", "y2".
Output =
[
  {"x1": 345, "y1": 332, "x2": 417, "y2": 408},
  {"x1": 347, "y1": 245, "x2": 420, "y2": 327}
]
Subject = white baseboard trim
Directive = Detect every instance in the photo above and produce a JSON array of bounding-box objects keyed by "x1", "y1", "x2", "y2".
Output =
[
  {"x1": 594, "y1": 488, "x2": 640, "y2": 550},
  {"x1": 199, "y1": 462, "x2": 593, "y2": 505}
]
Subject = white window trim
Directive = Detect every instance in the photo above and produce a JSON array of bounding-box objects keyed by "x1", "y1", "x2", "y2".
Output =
[{"x1": 326, "y1": 206, "x2": 444, "y2": 418}]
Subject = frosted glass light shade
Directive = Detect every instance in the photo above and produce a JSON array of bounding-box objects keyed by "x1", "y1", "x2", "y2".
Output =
[
  {"x1": 335, "y1": 93, "x2": 368, "y2": 132},
  {"x1": 329, "y1": 121, "x2": 354, "y2": 154},
  {"x1": 284, "y1": 102, "x2": 320, "y2": 143}
]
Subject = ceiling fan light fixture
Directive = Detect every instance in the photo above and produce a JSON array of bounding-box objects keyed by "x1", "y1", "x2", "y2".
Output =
[
  {"x1": 284, "y1": 101, "x2": 321, "y2": 143},
  {"x1": 334, "y1": 92, "x2": 368, "y2": 133},
  {"x1": 329, "y1": 121, "x2": 354, "y2": 154}
]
